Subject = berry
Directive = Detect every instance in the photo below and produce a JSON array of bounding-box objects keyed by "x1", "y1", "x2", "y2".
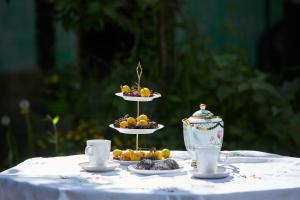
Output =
[
  {"x1": 154, "y1": 151, "x2": 163, "y2": 160},
  {"x1": 121, "y1": 85, "x2": 131, "y2": 93},
  {"x1": 161, "y1": 149, "x2": 170, "y2": 158},
  {"x1": 113, "y1": 149, "x2": 122, "y2": 158},
  {"x1": 127, "y1": 117, "x2": 136, "y2": 126},
  {"x1": 145, "y1": 151, "x2": 155, "y2": 159},
  {"x1": 137, "y1": 114, "x2": 148, "y2": 122},
  {"x1": 121, "y1": 149, "x2": 133, "y2": 161},
  {"x1": 137, "y1": 119, "x2": 148, "y2": 127},
  {"x1": 140, "y1": 87, "x2": 151, "y2": 97},
  {"x1": 119, "y1": 121, "x2": 128, "y2": 128},
  {"x1": 131, "y1": 151, "x2": 145, "y2": 161}
]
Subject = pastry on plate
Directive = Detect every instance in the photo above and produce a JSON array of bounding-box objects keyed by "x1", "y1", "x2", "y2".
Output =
[{"x1": 135, "y1": 159, "x2": 179, "y2": 170}]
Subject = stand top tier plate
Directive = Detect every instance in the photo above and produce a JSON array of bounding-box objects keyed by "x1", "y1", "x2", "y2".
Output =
[
  {"x1": 109, "y1": 124, "x2": 164, "y2": 134},
  {"x1": 115, "y1": 92, "x2": 161, "y2": 102}
]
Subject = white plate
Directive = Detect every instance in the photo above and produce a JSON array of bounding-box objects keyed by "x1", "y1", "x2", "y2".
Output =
[
  {"x1": 128, "y1": 165, "x2": 183, "y2": 175},
  {"x1": 191, "y1": 166, "x2": 231, "y2": 179},
  {"x1": 109, "y1": 124, "x2": 164, "y2": 134},
  {"x1": 113, "y1": 160, "x2": 139, "y2": 165},
  {"x1": 79, "y1": 162, "x2": 120, "y2": 172},
  {"x1": 115, "y1": 92, "x2": 161, "y2": 102}
]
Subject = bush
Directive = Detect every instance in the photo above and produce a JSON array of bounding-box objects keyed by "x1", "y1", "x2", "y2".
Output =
[{"x1": 40, "y1": 0, "x2": 300, "y2": 156}]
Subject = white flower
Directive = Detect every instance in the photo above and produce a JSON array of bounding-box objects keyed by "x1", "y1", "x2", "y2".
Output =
[
  {"x1": 19, "y1": 99, "x2": 30, "y2": 109},
  {"x1": 1, "y1": 115, "x2": 10, "y2": 126}
]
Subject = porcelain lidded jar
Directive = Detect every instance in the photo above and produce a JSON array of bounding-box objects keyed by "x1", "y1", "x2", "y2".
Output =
[{"x1": 182, "y1": 104, "x2": 224, "y2": 160}]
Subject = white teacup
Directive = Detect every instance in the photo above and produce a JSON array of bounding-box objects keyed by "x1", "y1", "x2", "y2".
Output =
[
  {"x1": 85, "y1": 139, "x2": 111, "y2": 167},
  {"x1": 195, "y1": 145, "x2": 227, "y2": 174}
]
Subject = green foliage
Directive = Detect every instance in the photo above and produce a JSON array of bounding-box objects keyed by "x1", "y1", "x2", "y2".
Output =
[
  {"x1": 55, "y1": 0, "x2": 162, "y2": 33},
  {"x1": 45, "y1": 115, "x2": 60, "y2": 154},
  {"x1": 53, "y1": 116, "x2": 60, "y2": 125},
  {"x1": 42, "y1": 0, "x2": 300, "y2": 156}
]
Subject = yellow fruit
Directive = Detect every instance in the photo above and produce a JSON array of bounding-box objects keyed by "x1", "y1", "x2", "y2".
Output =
[
  {"x1": 154, "y1": 151, "x2": 163, "y2": 160},
  {"x1": 145, "y1": 151, "x2": 155, "y2": 158},
  {"x1": 121, "y1": 149, "x2": 133, "y2": 161},
  {"x1": 130, "y1": 154, "x2": 140, "y2": 161},
  {"x1": 137, "y1": 119, "x2": 148, "y2": 127},
  {"x1": 127, "y1": 117, "x2": 136, "y2": 126},
  {"x1": 130, "y1": 151, "x2": 144, "y2": 161},
  {"x1": 140, "y1": 87, "x2": 151, "y2": 97},
  {"x1": 120, "y1": 153, "x2": 130, "y2": 161},
  {"x1": 119, "y1": 121, "x2": 128, "y2": 128},
  {"x1": 129, "y1": 149, "x2": 134, "y2": 155},
  {"x1": 121, "y1": 85, "x2": 131, "y2": 93},
  {"x1": 135, "y1": 151, "x2": 145, "y2": 158},
  {"x1": 113, "y1": 149, "x2": 122, "y2": 158},
  {"x1": 161, "y1": 149, "x2": 170, "y2": 158},
  {"x1": 137, "y1": 114, "x2": 148, "y2": 122}
]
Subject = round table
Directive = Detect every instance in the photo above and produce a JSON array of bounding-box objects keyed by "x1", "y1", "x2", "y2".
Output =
[{"x1": 1, "y1": 151, "x2": 300, "y2": 200}]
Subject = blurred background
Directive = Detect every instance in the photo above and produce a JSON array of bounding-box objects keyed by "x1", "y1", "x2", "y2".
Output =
[{"x1": 1, "y1": 0, "x2": 300, "y2": 170}]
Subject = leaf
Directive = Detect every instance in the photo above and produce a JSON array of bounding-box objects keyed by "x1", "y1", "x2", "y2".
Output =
[{"x1": 53, "y1": 116, "x2": 60, "y2": 125}]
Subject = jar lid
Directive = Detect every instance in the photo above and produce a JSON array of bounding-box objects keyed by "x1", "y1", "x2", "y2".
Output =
[
  {"x1": 192, "y1": 104, "x2": 214, "y2": 118},
  {"x1": 186, "y1": 104, "x2": 222, "y2": 123}
]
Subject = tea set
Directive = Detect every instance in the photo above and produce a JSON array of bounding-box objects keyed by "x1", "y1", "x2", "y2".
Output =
[
  {"x1": 79, "y1": 103, "x2": 232, "y2": 179},
  {"x1": 79, "y1": 62, "x2": 231, "y2": 178}
]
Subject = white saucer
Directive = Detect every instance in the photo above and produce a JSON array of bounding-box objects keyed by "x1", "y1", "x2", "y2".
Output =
[
  {"x1": 191, "y1": 166, "x2": 231, "y2": 179},
  {"x1": 79, "y1": 162, "x2": 120, "y2": 172},
  {"x1": 113, "y1": 159, "x2": 140, "y2": 165}
]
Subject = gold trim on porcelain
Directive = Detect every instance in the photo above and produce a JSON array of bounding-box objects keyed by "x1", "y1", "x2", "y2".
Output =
[
  {"x1": 188, "y1": 115, "x2": 222, "y2": 120},
  {"x1": 182, "y1": 116, "x2": 223, "y2": 123},
  {"x1": 182, "y1": 118, "x2": 189, "y2": 126},
  {"x1": 194, "y1": 123, "x2": 223, "y2": 131},
  {"x1": 182, "y1": 118, "x2": 224, "y2": 131}
]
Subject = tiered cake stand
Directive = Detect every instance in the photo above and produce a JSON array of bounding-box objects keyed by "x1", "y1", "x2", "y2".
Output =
[{"x1": 109, "y1": 62, "x2": 164, "y2": 150}]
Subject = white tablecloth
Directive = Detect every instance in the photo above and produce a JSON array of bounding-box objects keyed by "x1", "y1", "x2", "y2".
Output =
[{"x1": 1, "y1": 151, "x2": 300, "y2": 200}]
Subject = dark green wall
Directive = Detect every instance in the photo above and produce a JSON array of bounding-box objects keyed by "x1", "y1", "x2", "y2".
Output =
[
  {"x1": 0, "y1": 0, "x2": 76, "y2": 72},
  {"x1": 186, "y1": 0, "x2": 283, "y2": 65},
  {"x1": 54, "y1": 23, "x2": 77, "y2": 69},
  {"x1": 0, "y1": 0, "x2": 283, "y2": 72},
  {"x1": 0, "y1": 0, "x2": 36, "y2": 72}
]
